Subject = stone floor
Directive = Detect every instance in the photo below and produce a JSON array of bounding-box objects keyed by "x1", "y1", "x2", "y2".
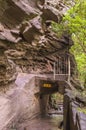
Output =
[{"x1": 17, "y1": 115, "x2": 63, "y2": 130}]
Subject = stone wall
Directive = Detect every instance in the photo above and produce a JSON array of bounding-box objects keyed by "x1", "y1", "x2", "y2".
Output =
[{"x1": 64, "y1": 89, "x2": 86, "y2": 130}]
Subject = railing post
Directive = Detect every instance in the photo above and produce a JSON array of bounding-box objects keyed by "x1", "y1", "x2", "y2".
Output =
[
  {"x1": 53, "y1": 62, "x2": 55, "y2": 80},
  {"x1": 68, "y1": 56, "x2": 71, "y2": 82}
]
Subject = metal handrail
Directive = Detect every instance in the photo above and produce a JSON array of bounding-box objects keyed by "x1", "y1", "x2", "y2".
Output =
[{"x1": 53, "y1": 55, "x2": 71, "y2": 81}]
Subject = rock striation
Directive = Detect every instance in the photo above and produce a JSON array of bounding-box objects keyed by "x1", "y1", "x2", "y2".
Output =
[{"x1": 0, "y1": 0, "x2": 75, "y2": 85}]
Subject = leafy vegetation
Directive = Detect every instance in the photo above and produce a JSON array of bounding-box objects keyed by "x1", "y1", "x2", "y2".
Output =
[
  {"x1": 52, "y1": 0, "x2": 86, "y2": 86},
  {"x1": 77, "y1": 107, "x2": 86, "y2": 114},
  {"x1": 51, "y1": 93, "x2": 63, "y2": 103}
]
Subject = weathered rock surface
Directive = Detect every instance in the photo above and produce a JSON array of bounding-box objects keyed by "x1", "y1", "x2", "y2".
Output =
[
  {"x1": 0, "y1": 73, "x2": 49, "y2": 130},
  {"x1": 64, "y1": 89, "x2": 86, "y2": 130},
  {"x1": 0, "y1": 0, "x2": 76, "y2": 85}
]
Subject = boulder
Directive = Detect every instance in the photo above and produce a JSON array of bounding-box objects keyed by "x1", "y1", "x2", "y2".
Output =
[{"x1": 42, "y1": 5, "x2": 62, "y2": 22}]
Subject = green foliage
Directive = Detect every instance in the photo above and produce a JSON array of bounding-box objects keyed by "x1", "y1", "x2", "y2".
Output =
[
  {"x1": 51, "y1": 93, "x2": 63, "y2": 100},
  {"x1": 51, "y1": 22, "x2": 65, "y2": 37},
  {"x1": 63, "y1": 0, "x2": 86, "y2": 49},
  {"x1": 52, "y1": 0, "x2": 86, "y2": 86},
  {"x1": 64, "y1": 0, "x2": 86, "y2": 84},
  {"x1": 81, "y1": 90, "x2": 86, "y2": 97},
  {"x1": 77, "y1": 107, "x2": 86, "y2": 114},
  {"x1": 70, "y1": 34, "x2": 86, "y2": 83}
]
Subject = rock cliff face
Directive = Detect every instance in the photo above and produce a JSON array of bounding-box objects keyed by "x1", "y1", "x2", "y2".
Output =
[
  {"x1": 0, "y1": 1, "x2": 77, "y2": 130},
  {"x1": 0, "y1": 0, "x2": 75, "y2": 85}
]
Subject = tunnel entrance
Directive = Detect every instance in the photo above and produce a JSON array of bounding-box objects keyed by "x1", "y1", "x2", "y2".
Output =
[
  {"x1": 35, "y1": 78, "x2": 64, "y2": 130},
  {"x1": 39, "y1": 92, "x2": 63, "y2": 116},
  {"x1": 35, "y1": 77, "x2": 64, "y2": 117}
]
